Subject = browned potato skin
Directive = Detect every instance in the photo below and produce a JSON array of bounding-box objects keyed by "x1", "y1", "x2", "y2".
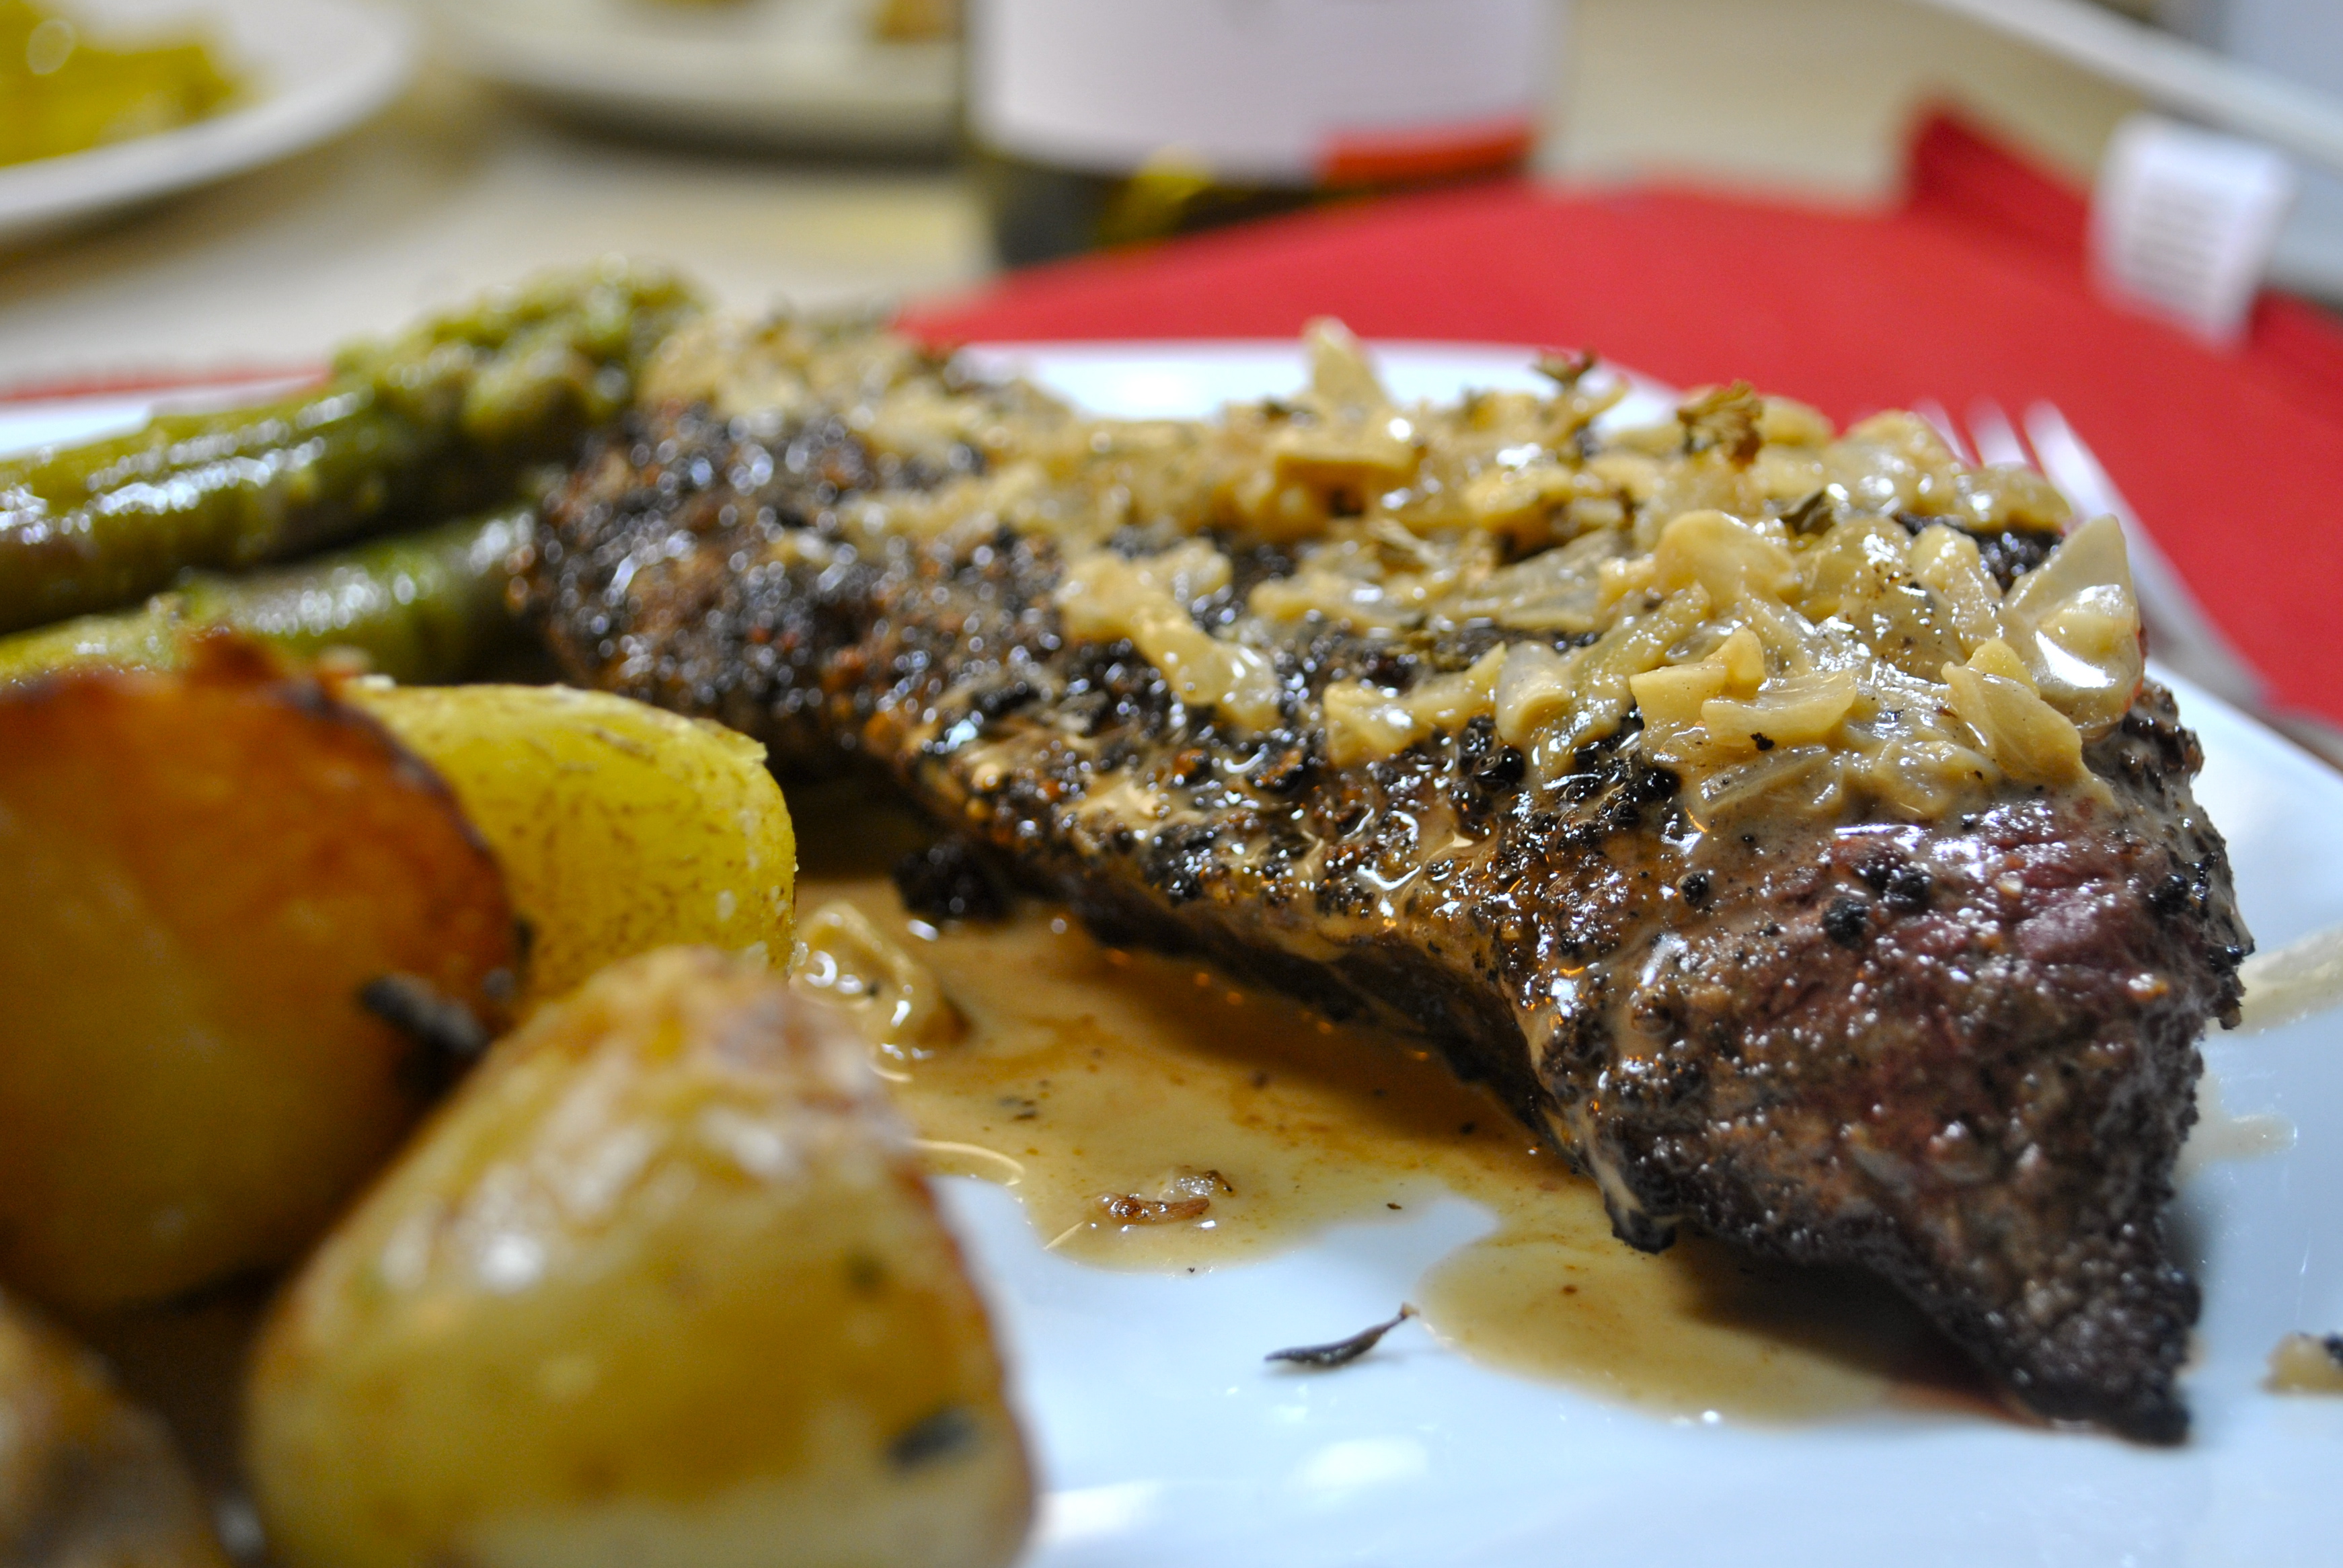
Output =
[
  {"x1": 0, "y1": 637, "x2": 518, "y2": 1310},
  {"x1": 0, "y1": 1288, "x2": 231, "y2": 1567},
  {"x1": 247, "y1": 949, "x2": 1033, "y2": 1568}
]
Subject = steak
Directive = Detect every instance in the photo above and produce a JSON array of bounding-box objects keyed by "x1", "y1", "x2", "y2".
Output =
[{"x1": 521, "y1": 317, "x2": 2248, "y2": 1441}]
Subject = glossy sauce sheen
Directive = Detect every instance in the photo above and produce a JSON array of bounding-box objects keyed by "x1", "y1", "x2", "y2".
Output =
[{"x1": 792, "y1": 806, "x2": 1983, "y2": 1423}]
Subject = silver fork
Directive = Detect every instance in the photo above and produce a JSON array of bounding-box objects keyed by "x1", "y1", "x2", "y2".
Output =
[{"x1": 1914, "y1": 397, "x2": 2343, "y2": 770}]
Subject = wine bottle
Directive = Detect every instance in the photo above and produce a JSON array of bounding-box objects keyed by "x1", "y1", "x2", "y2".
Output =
[{"x1": 966, "y1": 0, "x2": 1553, "y2": 267}]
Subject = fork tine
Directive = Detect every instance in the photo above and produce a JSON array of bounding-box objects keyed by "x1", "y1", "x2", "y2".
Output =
[
  {"x1": 1912, "y1": 399, "x2": 1974, "y2": 465},
  {"x1": 2020, "y1": 404, "x2": 2118, "y2": 524},
  {"x1": 1964, "y1": 398, "x2": 2031, "y2": 469}
]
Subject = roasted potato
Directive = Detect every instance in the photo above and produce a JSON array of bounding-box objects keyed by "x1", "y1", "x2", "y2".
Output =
[
  {"x1": 0, "y1": 639, "x2": 518, "y2": 1310},
  {"x1": 0, "y1": 1286, "x2": 231, "y2": 1567},
  {"x1": 247, "y1": 948, "x2": 1032, "y2": 1568},
  {"x1": 342, "y1": 682, "x2": 797, "y2": 1011}
]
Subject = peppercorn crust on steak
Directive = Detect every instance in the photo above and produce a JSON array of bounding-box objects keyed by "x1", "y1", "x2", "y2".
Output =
[{"x1": 523, "y1": 315, "x2": 2250, "y2": 1443}]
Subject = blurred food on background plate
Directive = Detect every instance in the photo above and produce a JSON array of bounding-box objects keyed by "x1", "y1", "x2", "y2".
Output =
[{"x1": 1, "y1": 0, "x2": 238, "y2": 167}]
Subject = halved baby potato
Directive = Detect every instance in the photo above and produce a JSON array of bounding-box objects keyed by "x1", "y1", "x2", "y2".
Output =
[
  {"x1": 0, "y1": 1288, "x2": 231, "y2": 1566},
  {"x1": 342, "y1": 682, "x2": 797, "y2": 1012},
  {"x1": 247, "y1": 948, "x2": 1033, "y2": 1568},
  {"x1": 0, "y1": 638, "x2": 518, "y2": 1310}
]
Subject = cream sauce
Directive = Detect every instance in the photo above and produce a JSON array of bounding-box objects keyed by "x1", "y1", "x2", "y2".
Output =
[
  {"x1": 790, "y1": 798, "x2": 1989, "y2": 1424},
  {"x1": 2235, "y1": 920, "x2": 2343, "y2": 1035},
  {"x1": 2178, "y1": 1072, "x2": 2294, "y2": 1179}
]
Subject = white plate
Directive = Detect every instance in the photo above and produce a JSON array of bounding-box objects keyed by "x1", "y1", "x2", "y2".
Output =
[
  {"x1": 0, "y1": 0, "x2": 414, "y2": 247},
  {"x1": 433, "y1": 0, "x2": 956, "y2": 151},
  {"x1": 5, "y1": 344, "x2": 2337, "y2": 1565}
]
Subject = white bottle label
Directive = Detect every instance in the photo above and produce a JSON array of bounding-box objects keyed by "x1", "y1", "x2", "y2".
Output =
[{"x1": 970, "y1": 0, "x2": 1549, "y2": 184}]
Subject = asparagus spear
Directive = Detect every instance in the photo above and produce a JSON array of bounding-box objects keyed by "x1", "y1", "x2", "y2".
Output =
[
  {"x1": 0, "y1": 261, "x2": 699, "y2": 634},
  {"x1": 0, "y1": 505, "x2": 534, "y2": 687}
]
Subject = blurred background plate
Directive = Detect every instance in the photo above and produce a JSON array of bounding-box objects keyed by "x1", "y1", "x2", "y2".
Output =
[
  {"x1": 434, "y1": 0, "x2": 958, "y2": 152},
  {"x1": 0, "y1": 0, "x2": 414, "y2": 247}
]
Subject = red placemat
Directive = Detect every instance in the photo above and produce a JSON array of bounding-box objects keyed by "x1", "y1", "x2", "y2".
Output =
[{"x1": 905, "y1": 114, "x2": 2343, "y2": 734}]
